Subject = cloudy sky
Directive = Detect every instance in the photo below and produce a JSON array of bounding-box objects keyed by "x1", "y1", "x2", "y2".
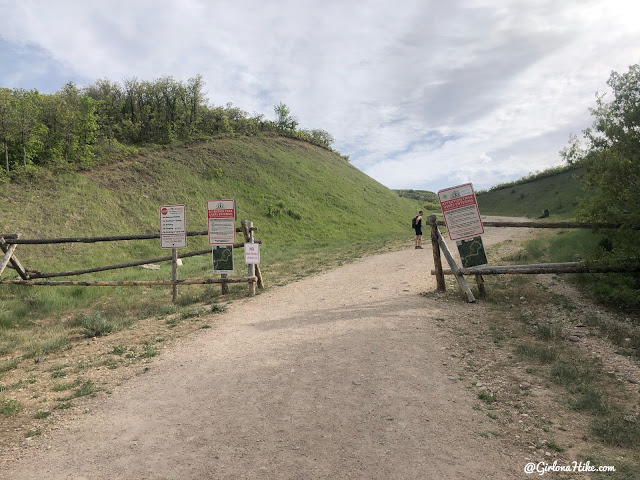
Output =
[{"x1": 0, "y1": 0, "x2": 638, "y2": 192}]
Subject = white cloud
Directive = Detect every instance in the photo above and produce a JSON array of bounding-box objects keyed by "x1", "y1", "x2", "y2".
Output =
[{"x1": 0, "y1": 0, "x2": 638, "y2": 191}]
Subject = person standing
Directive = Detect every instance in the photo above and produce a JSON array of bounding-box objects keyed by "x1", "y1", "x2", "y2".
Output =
[{"x1": 413, "y1": 211, "x2": 424, "y2": 249}]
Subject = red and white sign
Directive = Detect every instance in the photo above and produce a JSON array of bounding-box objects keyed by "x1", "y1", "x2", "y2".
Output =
[
  {"x1": 159, "y1": 205, "x2": 187, "y2": 249},
  {"x1": 244, "y1": 243, "x2": 260, "y2": 264},
  {"x1": 207, "y1": 199, "x2": 236, "y2": 245},
  {"x1": 437, "y1": 183, "x2": 484, "y2": 241}
]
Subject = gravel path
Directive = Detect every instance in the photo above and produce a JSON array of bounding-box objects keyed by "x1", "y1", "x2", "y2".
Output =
[{"x1": 3, "y1": 220, "x2": 534, "y2": 479}]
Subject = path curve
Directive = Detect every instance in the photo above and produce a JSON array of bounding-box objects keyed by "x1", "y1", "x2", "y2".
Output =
[{"x1": 3, "y1": 219, "x2": 534, "y2": 479}]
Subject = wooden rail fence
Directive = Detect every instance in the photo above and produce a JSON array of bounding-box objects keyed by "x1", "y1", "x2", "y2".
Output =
[
  {"x1": 428, "y1": 215, "x2": 633, "y2": 303},
  {"x1": 0, "y1": 221, "x2": 264, "y2": 301}
]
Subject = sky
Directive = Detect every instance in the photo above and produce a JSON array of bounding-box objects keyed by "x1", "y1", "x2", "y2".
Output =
[{"x1": 0, "y1": 0, "x2": 639, "y2": 192}]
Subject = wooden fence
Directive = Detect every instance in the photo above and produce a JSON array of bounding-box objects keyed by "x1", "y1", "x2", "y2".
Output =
[
  {"x1": 427, "y1": 216, "x2": 637, "y2": 303},
  {"x1": 0, "y1": 219, "x2": 264, "y2": 302}
]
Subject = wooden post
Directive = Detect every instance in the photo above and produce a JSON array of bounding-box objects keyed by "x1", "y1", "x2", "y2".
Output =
[
  {"x1": 475, "y1": 274, "x2": 486, "y2": 299},
  {"x1": 241, "y1": 219, "x2": 264, "y2": 290},
  {"x1": 221, "y1": 273, "x2": 229, "y2": 295},
  {"x1": 0, "y1": 235, "x2": 29, "y2": 280},
  {"x1": 247, "y1": 221, "x2": 256, "y2": 297},
  {"x1": 435, "y1": 229, "x2": 475, "y2": 303},
  {"x1": 0, "y1": 242, "x2": 17, "y2": 277},
  {"x1": 171, "y1": 248, "x2": 178, "y2": 303},
  {"x1": 428, "y1": 216, "x2": 446, "y2": 292}
]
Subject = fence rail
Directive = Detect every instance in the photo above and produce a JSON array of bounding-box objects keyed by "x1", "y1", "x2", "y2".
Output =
[
  {"x1": 0, "y1": 277, "x2": 257, "y2": 287},
  {"x1": 431, "y1": 262, "x2": 640, "y2": 276},
  {"x1": 0, "y1": 227, "x2": 257, "y2": 245},
  {"x1": 0, "y1": 221, "x2": 264, "y2": 300},
  {"x1": 436, "y1": 220, "x2": 623, "y2": 229},
  {"x1": 428, "y1": 215, "x2": 633, "y2": 303}
]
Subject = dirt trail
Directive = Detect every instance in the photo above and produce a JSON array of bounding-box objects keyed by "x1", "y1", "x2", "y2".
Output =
[{"x1": 2, "y1": 220, "x2": 535, "y2": 479}]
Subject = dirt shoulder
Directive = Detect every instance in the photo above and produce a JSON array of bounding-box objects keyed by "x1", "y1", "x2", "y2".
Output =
[{"x1": 1, "y1": 220, "x2": 638, "y2": 479}]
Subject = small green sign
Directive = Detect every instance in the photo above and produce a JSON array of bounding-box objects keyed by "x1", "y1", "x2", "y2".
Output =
[
  {"x1": 212, "y1": 246, "x2": 234, "y2": 274},
  {"x1": 456, "y1": 236, "x2": 488, "y2": 268}
]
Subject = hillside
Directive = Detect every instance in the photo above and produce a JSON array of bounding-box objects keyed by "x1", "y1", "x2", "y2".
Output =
[
  {"x1": 476, "y1": 168, "x2": 584, "y2": 219},
  {"x1": 0, "y1": 135, "x2": 423, "y2": 322},
  {"x1": 394, "y1": 189, "x2": 438, "y2": 205}
]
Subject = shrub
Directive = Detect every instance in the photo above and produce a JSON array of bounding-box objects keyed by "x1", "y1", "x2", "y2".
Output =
[{"x1": 81, "y1": 312, "x2": 113, "y2": 337}]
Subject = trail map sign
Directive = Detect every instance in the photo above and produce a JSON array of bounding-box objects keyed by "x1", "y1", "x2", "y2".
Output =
[
  {"x1": 207, "y1": 199, "x2": 236, "y2": 245},
  {"x1": 456, "y1": 236, "x2": 488, "y2": 268},
  {"x1": 159, "y1": 205, "x2": 187, "y2": 249},
  {"x1": 438, "y1": 183, "x2": 484, "y2": 241},
  {"x1": 244, "y1": 243, "x2": 260, "y2": 264},
  {"x1": 212, "y1": 245, "x2": 234, "y2": 273}
]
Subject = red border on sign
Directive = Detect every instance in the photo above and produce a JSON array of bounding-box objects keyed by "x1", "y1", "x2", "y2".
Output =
[
  {"x1": 437, "y1": 183, "x2": 484, "y2": 241},
  {"x1": 207, "y1": 199, "x2": 236, "y2": 245}
]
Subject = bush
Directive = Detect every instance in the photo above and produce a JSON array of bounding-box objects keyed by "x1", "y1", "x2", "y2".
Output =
[{"x1": 81, "y1": 312, "x2": 113, "y2": 337}]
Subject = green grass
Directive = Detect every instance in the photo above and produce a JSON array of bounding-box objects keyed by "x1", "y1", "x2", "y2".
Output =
[
  {"x1": 592, "y1": 413, "x2": 640, "y2": 448},
  {"x1": 80, "y1": 312, "x2": 113, "y2": 337},
  {"x1": 476, "y1": 168, "x2": 583, "y2": 219},
  {"x1": 55, "y1": 380, "x2": 98, "y2": 402},
  {"x1": 0, "y1": 397, "x2": 22, "y2": 416},
  {"x1": 478, "y1": 392, "x2": 497, "y2": 404},
  {"x1": 514, "y1": 344, "x2": 558, "y2": 364},
  {"x1": 0, "y1": 136, "x2": 426, "y2": 357},
  {"x1": 0, "y1": 358, "x2": 19, "y2": 375},
  {"x1": 210, "y1": 304, "x2": 227, "y2": 314}
]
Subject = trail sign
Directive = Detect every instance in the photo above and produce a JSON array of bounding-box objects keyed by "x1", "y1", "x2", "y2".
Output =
[
  {"x1": 159, "y1": 205, "x2": 187, "y2": 249},
  {"x1": 438, "y1": 183, "x2": 484, "y2": 241},
  {"x1": 207, "y1": 199, "x2": 236, "y2": 245},
  {"x1": 244, "y1": 243, "x2": 260, "y2": 264},
  {"x1": 456, "y1": 236, "x2": 488, "y2": 268},
  {"x1": 212, "y1": 245, "x2": 234, "y2": 273}
]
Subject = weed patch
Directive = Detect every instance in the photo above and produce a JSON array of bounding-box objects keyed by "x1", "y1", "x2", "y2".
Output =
[
  {"x1": 0, "y1": 397, "x2": 22, "y2": 416},
  {"x1": 592, "y1": 413, "x2": 640, "y2": 447},
  {"x1": 478, "y1": 392, "x2": 497, "y2": 404},
  {"x1": 514, "y1": 344, "x2": 558, "y2": 363},
  {"x1": 81, "y1": 312, "x2": 113, "y2": 337},
  {"x1": 211, "y1": 304, "x2": 227, "y2": 314}
]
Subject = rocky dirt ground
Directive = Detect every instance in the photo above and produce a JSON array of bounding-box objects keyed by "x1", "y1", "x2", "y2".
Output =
[{"x1": 1, "y1": 219, "x2": 638, "y2": 479}]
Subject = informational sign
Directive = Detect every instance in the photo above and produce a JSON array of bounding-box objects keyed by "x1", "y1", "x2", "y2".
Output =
[
  {"x1": 159, "y1": 205, "x2": 187, "y2": 249},
  {"x1": 207, "y1": 199, "x2": 236, "y2": 245},
  {"x1": 244, "y1": 243, "x2": 260, "y2": 264},
  {"x1": 438, "y1": 183, "x2": 484, "y2": 241},
  {"x1": 456, "y1": 236, "x2": 488, "y2": 268},
  {"x1": 212, "y1": 246, "x2": 234, "y2": 273}
]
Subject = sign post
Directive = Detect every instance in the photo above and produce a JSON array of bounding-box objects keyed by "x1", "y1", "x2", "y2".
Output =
[
  {"x1": 159, "y1": 205, "x2": 187, "y2": 249},
  {"x1": 437, "y1": 183, "x2": 484, "y2": 241},
  {"x1": 159, "y1": 205, "x2": 187, "y2": 303},
  {"x1": 207, "y1": 200, "x2": 236, "y2": 245},
  {"x1": 437, "y1": 183, "x2": 487, "y2": 299},
  {"x1": 208, "y1": 200, "x2": 236, "y2": 295}
]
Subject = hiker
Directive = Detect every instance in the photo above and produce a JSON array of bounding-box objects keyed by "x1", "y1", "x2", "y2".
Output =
[{"x1": 413, "y1": 211, "x2": 424, "y2": 249}]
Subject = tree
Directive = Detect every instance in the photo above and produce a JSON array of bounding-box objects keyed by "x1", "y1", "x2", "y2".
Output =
[
  {"x1": 0, "y1": 88, "x2": 14, "y2": 173},
  {"x1": 309, "y1": 128, "x2": 334, "y2": 148},
  {"x1": 12, "y1": 88, "x2": 41, "y2": 167},
  {"x1": 274, "y1": 102, "x2": 297, "y2": 132},
  {"x1": 562, "y1": 62, "x2": 640, "y2": 261}
]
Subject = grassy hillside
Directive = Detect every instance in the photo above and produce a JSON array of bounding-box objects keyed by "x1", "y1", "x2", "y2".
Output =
[
  {"x1": 0, "y1": 135, "x2": 424, "y2": 329},
  {"x1": 394, "y1": 189, "x2": 438, "y2": 205},
  {"x1": 476, "y1": 168, "x2": 584, "y2": 219}
]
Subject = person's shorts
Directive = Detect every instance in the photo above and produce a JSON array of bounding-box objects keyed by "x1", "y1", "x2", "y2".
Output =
[{"x1": 414, "y1": 227, "x2": 422, "y2": 236}]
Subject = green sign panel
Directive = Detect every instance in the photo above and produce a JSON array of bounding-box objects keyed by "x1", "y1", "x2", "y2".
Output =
[
  {"x1": 212, "y1": 246, "x2": 234, "y2": 274},
  {"x1": 456, "y1": 236, "x2": 488, "y2": 268}
]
